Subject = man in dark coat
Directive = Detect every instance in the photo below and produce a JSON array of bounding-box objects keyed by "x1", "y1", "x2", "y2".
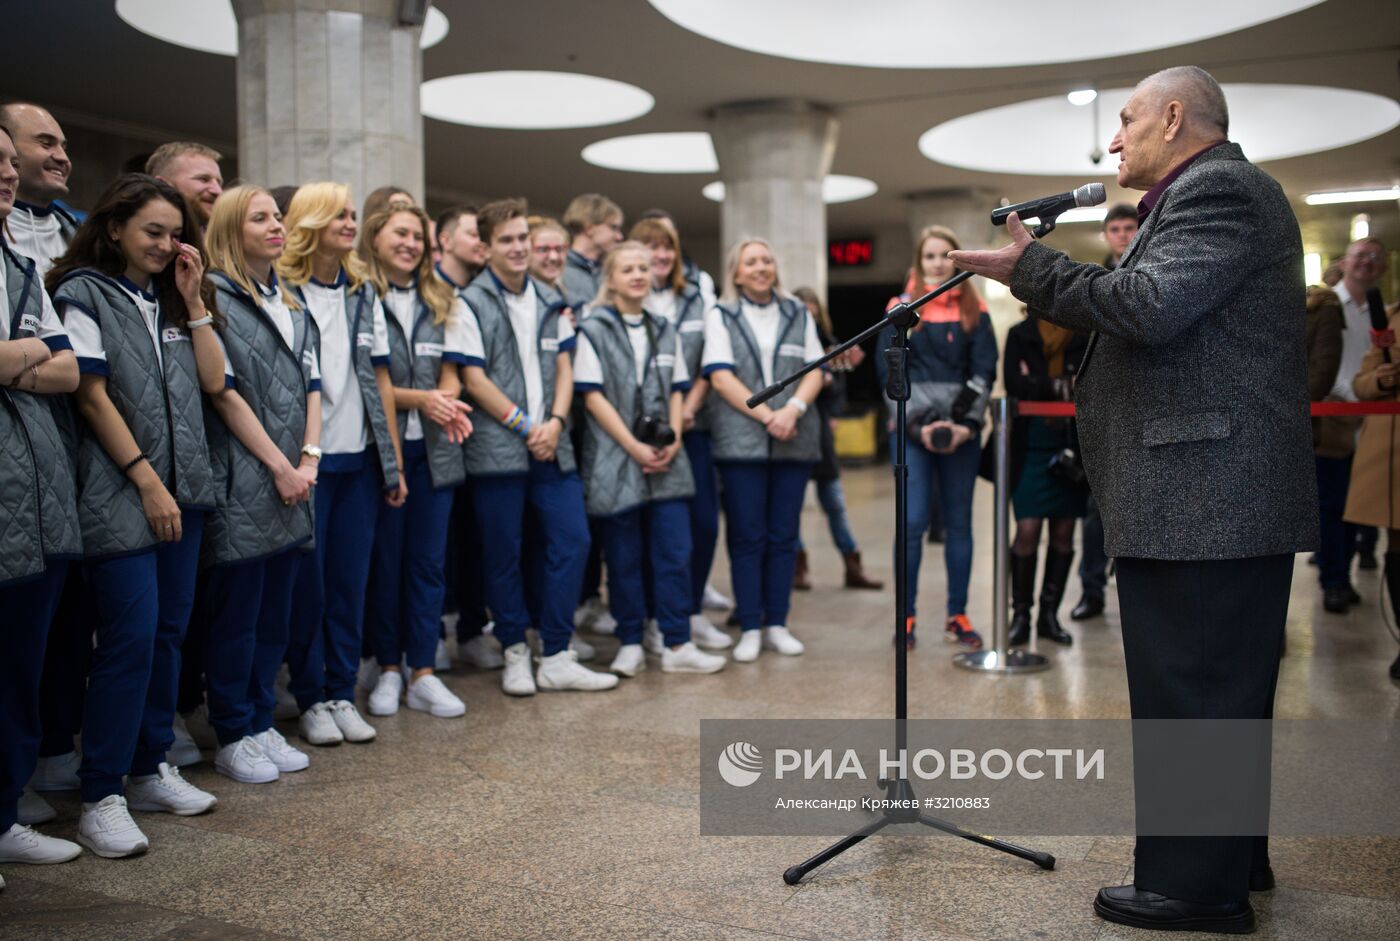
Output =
[{"x1": 951, "y1": 66, "x2": 1317, "y2": 934}]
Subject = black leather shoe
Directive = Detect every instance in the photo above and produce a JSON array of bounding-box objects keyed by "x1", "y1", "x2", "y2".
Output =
[
  {"x1": 1070, "y1": 595, "x2": 1104, "y2": 620},
  {"x1": 1323, "y1": 587, "x2": 1350, "y2": 613},
  {"x1": 1093, "y1": 885, "x2": 1256, "y2": 934},
  {"x1": 1248, "y1": 866, "x2": 1275, "y2": 892},
  {"x1": 1344, "y1": 584, "x2": 1362, "y2": 605}
]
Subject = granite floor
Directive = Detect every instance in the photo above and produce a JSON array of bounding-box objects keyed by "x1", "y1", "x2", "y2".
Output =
[{"x1": 3, "y1": 464, "x2": 1398, "y2": 940}]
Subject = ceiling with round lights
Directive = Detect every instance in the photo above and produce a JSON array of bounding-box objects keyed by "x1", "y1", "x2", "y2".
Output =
[
  {"x1": 919, "y1": 85, "x2": 1400, "y2": 177},
  {"x1": 115, "y1": 0, "x2": 449, "y2": 55},
  {"x1": 646, "y1": 0, "x2": 1324, "y2": 69},
  {"x1": 582, "y1": 133, "x2": 717, "y2": 174},
  {"x1": 421, "y1": 72, "x2": 654, "y2": 130},
  {"x1": 702, "y1": 176, "x2": 878, "y2": 205}
]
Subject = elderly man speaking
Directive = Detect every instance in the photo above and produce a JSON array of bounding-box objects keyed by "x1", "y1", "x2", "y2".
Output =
[{"x1": 951, "y1": 66, "x2": 1317, "y2": 934}]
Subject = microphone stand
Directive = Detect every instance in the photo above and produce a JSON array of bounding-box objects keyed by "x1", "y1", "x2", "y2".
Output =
[{"x1": 759, "y1": 221, "x2": 1060, "y2": 886}]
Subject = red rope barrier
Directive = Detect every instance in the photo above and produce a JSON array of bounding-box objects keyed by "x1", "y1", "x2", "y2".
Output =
[{"x1": 1013, "y1": 400, "x2": 1400, "y2": 418}]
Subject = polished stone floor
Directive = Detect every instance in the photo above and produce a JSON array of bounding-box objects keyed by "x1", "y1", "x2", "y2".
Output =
[{"x1": 2, "y1": 464, "x2": 1398, "y2": 940}]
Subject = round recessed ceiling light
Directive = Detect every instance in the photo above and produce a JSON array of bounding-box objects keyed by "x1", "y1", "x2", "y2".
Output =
[
  {"x1": 920, "y1": 85, "x2": 1400, "y2": 177},
  {"x1": 115, "y1": 0, "x2": 450, "y2": 55},
  {"x1": 648, "y1": 0, "x2": 1323, "y2": 69},
  {"x1": 702, "y1": 175, "x2": 878, "y2": 205},
  {"x1": 581, "y1": 133, "x2": 718, "y2": 173},
  {"x1": 422, "y1": 72, "x2": 654, "y2": 130},
  {"x1": 1067, "y1": 89, "x2": 1098, "y2": 107}
]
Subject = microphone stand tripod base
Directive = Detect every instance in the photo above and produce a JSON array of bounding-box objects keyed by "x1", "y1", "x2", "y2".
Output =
[{"x1": 953, "y1": 648, "x2": 1052, "y2": 673}]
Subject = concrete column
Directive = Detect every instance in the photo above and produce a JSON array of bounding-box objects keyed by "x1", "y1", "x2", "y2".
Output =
[
  {"x1": 710, "y1": 101, "x2": 837, "y2": 302},
  {"x1": 906, "y1": 188, "x2": 999, "y2": 251},
  {"x1": 232, "y1": 0, "x2": 423, "y2": 205}
]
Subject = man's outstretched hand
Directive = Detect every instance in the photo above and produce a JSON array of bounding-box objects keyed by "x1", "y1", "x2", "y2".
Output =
[{"x1": 947, "y1": 212, "x2": 1035, "y2": 287}]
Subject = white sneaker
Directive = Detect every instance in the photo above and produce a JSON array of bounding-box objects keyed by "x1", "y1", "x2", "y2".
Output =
[
  {"x1": 356, "y1": 656, "x2": 381, "y2": 692},
  {"x1": 326, "y1": 700, "x2": 376, "y2": 743},
  {"x1": 0, "y1": 823, "x2": 81, "y2": 864},
  {"x1": 661, "y1": 642, "x2": 727, "y2": 674},
  {"x1": 126, "y1": 762, "x2": 217, "y2": 816},
  {"x1": 17, "y1": 787, "x2": 56, "y2": 826},
  {"x1": 642, "y1": 619, "x2": 665, "y2": 655},
  {"x1": 182, "y1": 705, "x2": 218, "y2": 750},
  {"x1": 733, "y1": 631, "x2": 762, "y2": 662},
  {"x1": 367, "y1": 670, "x2": 404, "y2": 716},
  {"x1": 167, "y1": 715, "x2": 204, "y2": 767},
  {"x1": 251, "y1": 728, "x2": 309, "y2": 773},
  {"x1": 570, "y1": 635, "x2": 597, "y2": 662},
  {"x1": 689, "y1": 614, "x2": 734, "y2": 650},
  {"x1": 434, "y1": 638, "x2": 453, "y2": 671},
  {"x1": 274, "y1": 664, "x2": 299, "y2": 721},
  {"x1": 573, "y1": 597, "x2": 617, "y2": 636},
  {"x1": 213, "y1": 736, "x2": 279, "y2": 784},
  {"x1": 762, "y1": 626, "x2": 805, "y2": 656},
  {"x1": 298, "y1": 702, "x2": 344, "y2": 746},
  {"x1": 501, "y1": 642, "x2": 536, "y2": 697},
  {"x1": 460, "y1": 635, "x2": 504, "y2": 670},
  {"x1": 406, "y1": 674, "x2": 466, "y2": 718},
  {"x1": 703, "y1": 583, "x2": 733, "y2": 610},
  {"x1": 30, "y1": 751, "x2": 80, "y2": 791},
  {"x1": 610, "y1": 643, "x2": 646, "y2": 677},
  {"x1": 536, "y1": 649, "x2": 620, "y2": 692},
  {"x1": 77, "y1": 796, "x2": 149, "y2": 859}
]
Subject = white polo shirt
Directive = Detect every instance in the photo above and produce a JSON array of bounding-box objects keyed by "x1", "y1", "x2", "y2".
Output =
[
  {"x1": 1330, "y1": 282, "x2": 1375, "y2": 403},
  {"x1": 461, "y1": 276, "x2": 575, "y2": 424},
  {"x1": 300, "y1": 275, "x2": 390, "y2": 456},
  {"x1": 573, "y1": 310, "x2": 690, "y2": 391},
  {"x1": 701, "y1": 295, "x2": 824, "y2": 388}
]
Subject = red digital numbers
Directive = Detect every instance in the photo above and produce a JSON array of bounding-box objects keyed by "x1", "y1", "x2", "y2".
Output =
[{"x1": 828, "y1": 238, "x2": 873, "y2": 267}]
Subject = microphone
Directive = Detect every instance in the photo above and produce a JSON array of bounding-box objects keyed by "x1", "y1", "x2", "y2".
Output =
[
  {"x1": 992, "y1": 183, "x2": 1106, "y2": 226},
  {"x1": 1366, "y1": 287, "x2": 1392, "y2": 363}
]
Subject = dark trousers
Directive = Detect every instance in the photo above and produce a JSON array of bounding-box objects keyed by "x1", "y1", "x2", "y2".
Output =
[
  {"x1": 1315, "y1": 456, "x2": 1357, "y2": 590},
  {"x1": 718, "y1": 461, "x2": 812, "y2": 631},
  {"x1": 0, "y1": 564, "x2": 68, "y2": 831},
  {"x1": 684, "y1": 431, "x2": 721, "y2": 615},
  {"x1": 1116, "y1": 554, "x2": 1291, "y2": 905},
  {"x1": 1079, "y1": 492, "x2": 1109, "y2": 598},
  {"x1": 37, "y1": 569, "x2": 93, "y2": 758},
  {"x1": 599, "y1": 499, "x2": 693, "y2": 647},
  {"x1": 445, "y1": 473, "x2": 490, "y2": 641},
  {"x1": 471, "y1": 460, "x2": 590, "y2": 656},
  {"x1": 80, "y1": 511, "x2": 206, "y2": 801}
]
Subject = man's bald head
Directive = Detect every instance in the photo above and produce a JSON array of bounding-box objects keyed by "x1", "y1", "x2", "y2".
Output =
[
  {"x1": 1136, "y1": 66, "x2": 1229, "y2": 137},
  {"x1": 0, "y1": 102, "x2": 70, "y2": 204},
  {"x1": 1109, "y1": 66, "x2": 1229, "y2": 190}
]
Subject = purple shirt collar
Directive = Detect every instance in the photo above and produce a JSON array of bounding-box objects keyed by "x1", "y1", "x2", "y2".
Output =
[{"x1": 1137, "y1": 141, "x2": 1226, "y2": 224}]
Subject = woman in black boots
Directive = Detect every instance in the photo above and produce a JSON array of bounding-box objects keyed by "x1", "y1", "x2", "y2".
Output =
[{"x1": 1004, "y1": 308, "x2": 1090, "y2": 647}]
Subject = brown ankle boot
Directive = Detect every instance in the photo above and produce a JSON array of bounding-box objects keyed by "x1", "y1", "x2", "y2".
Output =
[
  {"x1": 793, "y1": 550, "x2": 812, "y2": 591},
  {"x1": 842, "y1": 551, "x2": 883, "y2": 590}
]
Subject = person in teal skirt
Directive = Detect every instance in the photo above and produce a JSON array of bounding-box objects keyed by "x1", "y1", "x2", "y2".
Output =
[{"x1": 1004, "y1": 309, "x2": 1090, "y2": 646}]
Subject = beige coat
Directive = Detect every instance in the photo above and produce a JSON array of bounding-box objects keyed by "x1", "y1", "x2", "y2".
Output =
[{"x1": 1343, "y1": 311, "x2": 1400, "y2": 529}]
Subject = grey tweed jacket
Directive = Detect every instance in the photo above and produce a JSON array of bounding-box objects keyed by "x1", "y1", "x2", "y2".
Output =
[{"x1": 1009, "y1": 142, "x2": 1318, "y2": 560}]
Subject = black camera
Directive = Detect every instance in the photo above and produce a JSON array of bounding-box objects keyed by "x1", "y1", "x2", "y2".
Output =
[
  {"x1": 633, "y1": 415, "x2": 676, "y2": 448},
  {"x1": 1046, "y1": 447, "x2": 1086, "y2": 484}
]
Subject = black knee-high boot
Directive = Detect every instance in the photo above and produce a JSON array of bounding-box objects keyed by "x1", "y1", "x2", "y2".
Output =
[
  {"x1": 1037, "y1": 548, "x2": 1074, "y2": 645},
  {"x1": 1008, "y1": 552, "x2": 1037, "y2": 646}
]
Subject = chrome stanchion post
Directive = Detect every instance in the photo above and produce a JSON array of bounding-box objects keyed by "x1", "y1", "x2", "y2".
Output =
[{"x1": 955, "y1": 397, "x2": 1051, "y2": 674}]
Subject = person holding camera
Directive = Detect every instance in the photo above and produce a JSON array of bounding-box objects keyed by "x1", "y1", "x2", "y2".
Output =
[
  {"x1": 573, "y1": 242, "x2": 726, "y2": 677},
  {"x1": 1004, "y1": 309, "x2": 1090, "y2": 647},
  {"x1": 879, "y1": 226, "x2": 997, "y2": 650}
]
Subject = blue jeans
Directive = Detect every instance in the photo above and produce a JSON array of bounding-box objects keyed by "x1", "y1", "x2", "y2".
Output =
[
  {"x1": 0, "y1": 563, "x2": 67, "y2": 831},
  {"x1": 472, "y1": 460, "x2": 590, "y2": 657},
  {"x1": 1315, "y1": 455, "x2": 1357, "y2": 590},
  {"x1": 366, "y1": 441, "x2": 456, "y2": 671},
  {"x1": 38, "y1": 569, "x2": 93, "y2": 757},
  {"x1": 80, "y1": 511, "x2": 205, "y2": 801},
  {"x1": 718, "y1": 461, "x2": 813, "y2": 631},
  {"x1": 897, "y1": 433, "x2": 980, "y2": 618},
  {"x1": 600, "y1": 499, "x2": 693, "y2": 647},
  {"x1": 805, "y1": 477, "x2": 858, "y2": 555},
  {"x1": 684, "y1": 431, "x2": 721, "y2": 614}
]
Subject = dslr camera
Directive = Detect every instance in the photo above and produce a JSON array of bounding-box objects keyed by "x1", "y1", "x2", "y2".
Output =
[{"x1": 633, "y1": 414, "x2": 677, "y2": 448}]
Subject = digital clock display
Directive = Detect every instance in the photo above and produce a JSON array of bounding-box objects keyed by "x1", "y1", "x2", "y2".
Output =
[{"x1": 829, "y1": 238, "x2": 873, "y2": 267}]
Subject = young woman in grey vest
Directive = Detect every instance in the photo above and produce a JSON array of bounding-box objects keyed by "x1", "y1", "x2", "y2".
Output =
[
  {"x1": 188, "y1": 185, "x2": 323, "y2": 786},
  {"x1": 630, "y1": 218, "x2": 733, "y2": 652},
  {"x1": 359, "y1": 202, "x2": 474, "y2": 720},
  {"x1": 275, "y1": 182, "x2": 404, "y2": 749},
  {"x1": 701, "y1": 239, "x2": 827, "y2": 663},
  {"x1": 0, "y1": 124, "x2": 85, "y2": 870},
  {"x1": 458, "y1": 198, "x2": 617, "y2": 696},
  {"x1": 574, "y1": 242, "x2": 727, "y2": 677},
  {"x1": 48, "y1": 174, "x2": 221, "y2": 857}
]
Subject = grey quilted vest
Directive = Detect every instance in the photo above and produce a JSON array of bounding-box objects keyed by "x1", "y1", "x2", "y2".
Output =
[
  {"x1": 708, "y1": 297, "x2": 821, "y2": 463},
  {"x1": 461, "y1": 270, "x2": 576, "y2": 476},
  {"x1": 53, "y1": 269, "x2": 216, "y2": 559},
  {"x1": 577, "y1": 307, "x2": 694, "y2": 517},
  {"x1": 561, "y1": 251, "x2": 600, "y2": 309},
  {"x1": 0, "y1": 243, "x2": 82, "y2": 586},
  {"x1": 382, "y1": 286, "x2": 466, "y2": 490},
  {"x1": 201, "y1": 273, "x2": 316, "y2": 566},
  {"x1": 668, "y1": 285, "x2": 712, "y2": 433},
  {"x1": 289, "y1": 279, "x2": 400, "y2": 491}
]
